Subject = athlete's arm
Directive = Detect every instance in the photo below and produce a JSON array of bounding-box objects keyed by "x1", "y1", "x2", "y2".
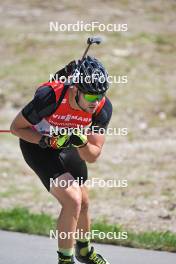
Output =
[
  {"x1": 10, "y1": 112, "x2": 42, "y2": 144},
  {"x1": 77, "y1": 97, "x2": 113, "y2": 163},
  {"x1": 10, "y1": 85, "x2": 56, "y2": 144},
  {"x1": 77, "y1": 134, "x2": 105, "y2": 163}
]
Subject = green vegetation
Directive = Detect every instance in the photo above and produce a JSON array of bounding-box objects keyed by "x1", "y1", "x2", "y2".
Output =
[
  {"x1": 0, "y1": 207, "x2": 54, "y2": 235},
  {"x1": 0, "y1": 207, "x2": 176, "y2": 252}
]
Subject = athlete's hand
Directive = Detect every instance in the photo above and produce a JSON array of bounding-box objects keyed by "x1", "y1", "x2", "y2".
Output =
[
  {"x1": 49, "y1": 133, "x2": 70, "y2": 149},
  {"x1": 70, "y1": 130, "x2": 88, "y2": 148},
  {"x1": 39, "y1": 130, "x2": 87, "y2": 149}
]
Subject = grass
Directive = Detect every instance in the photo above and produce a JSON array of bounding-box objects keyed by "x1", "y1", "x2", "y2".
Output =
[
  {"x1": 0, "y1": 207, "x2": 176, "y2": 252},
  {"x1": 0, "y1": 207, "x2": 54, "y2": 236}
]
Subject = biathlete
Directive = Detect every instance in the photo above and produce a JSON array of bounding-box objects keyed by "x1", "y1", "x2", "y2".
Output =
[{"x1": 10, "y1": 55, "x2": 112, "y2": 264}]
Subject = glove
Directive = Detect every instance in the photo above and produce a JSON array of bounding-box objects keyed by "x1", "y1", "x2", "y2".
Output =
[
  {"x1": 70, "y1": 130, "x2": 88, "y2": 148},
  {"x1": 49, "y1": 134, "x2": 70, "y2": 149}
]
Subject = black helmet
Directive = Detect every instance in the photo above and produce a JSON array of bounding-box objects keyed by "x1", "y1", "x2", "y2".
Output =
[{"x1": 73, "y1": 56, "x2": 109, "y2": 95}]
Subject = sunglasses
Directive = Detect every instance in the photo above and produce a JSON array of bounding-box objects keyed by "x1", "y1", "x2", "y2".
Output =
[{"x1": 83, "y1": 93, "x2": 104, "y2": 102}]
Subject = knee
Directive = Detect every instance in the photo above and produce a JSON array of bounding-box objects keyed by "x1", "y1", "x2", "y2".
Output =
[
  {"x1": 68, "y1": 195, "x2": 82, "y2": 211},
  {"x1": 61, "y1": 192, "x2": 82, "y2": 216}
]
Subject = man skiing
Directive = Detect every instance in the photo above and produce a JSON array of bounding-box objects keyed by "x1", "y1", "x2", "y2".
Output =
[{"x1": 10, "y1": 55, "x2": 112, "y2": 264}]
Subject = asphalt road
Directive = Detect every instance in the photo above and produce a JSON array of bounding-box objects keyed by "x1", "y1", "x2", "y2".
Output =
[{"x1": 0, "y1": 230, "x2": 176, "y2": 264}]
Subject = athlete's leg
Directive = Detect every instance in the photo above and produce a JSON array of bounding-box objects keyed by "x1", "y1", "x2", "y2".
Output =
[
  {"x1": 76, "y1": 185, "x2": 90, "y2": 236},
  {"x1": 19, "y1": 140, "x2": 83, "y2": 262},
  {"x1": 75, "y1": 185, "x2": 110, "y2": 263},
  {"x1": 50, "y1": 173, "x2": 82, "y2": 249},
  {"x1": 75, "y1": 185, "x2": 91, "y2": 256}
]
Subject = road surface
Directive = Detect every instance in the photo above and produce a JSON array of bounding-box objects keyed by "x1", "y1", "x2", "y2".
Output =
[{"x1": 0, "y1": 230, "x2": 175, "y2": 264}]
